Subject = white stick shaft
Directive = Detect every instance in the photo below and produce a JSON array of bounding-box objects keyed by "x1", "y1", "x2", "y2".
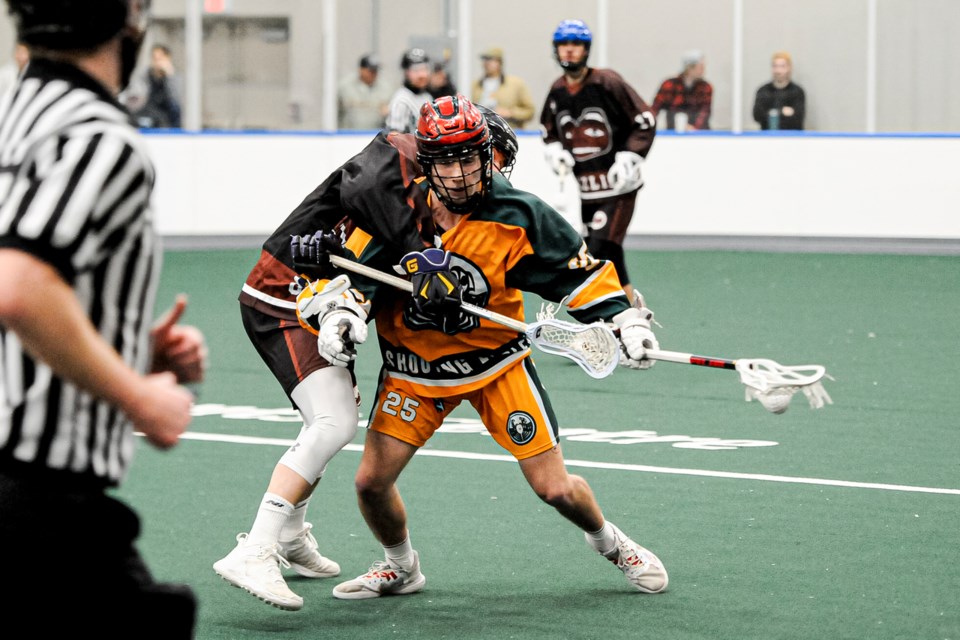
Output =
[
  {"x1": 645, "y1": 349, "x2": 698, "y2": 364},
  {"x1": 328, "y1": 254, "x2": 529, "y2": 333}
]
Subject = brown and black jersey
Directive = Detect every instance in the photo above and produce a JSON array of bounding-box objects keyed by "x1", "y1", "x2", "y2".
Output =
[
  {"x1": 541, "y1": 68, "x2": 656, "y2": 201},
  {"x1": 240, "y1": 131, "x2": 434, "y2": 320}
]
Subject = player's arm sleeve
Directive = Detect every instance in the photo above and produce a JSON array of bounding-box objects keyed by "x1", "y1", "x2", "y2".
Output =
[
  {"x1": 0, "y1": 129, "x2": 151, "y2": 282},
  {"x1": 608, "y1": 72, "x2": 656, "y2": 156},
  {"x1": 503, "y1": 197, "x2": 629, "y2": 322},
  {"x1": 539, "y1": 90, "x2": 559, "y2": 144},
  {"x1": 338, "y1": 134, "x2": 429, "y2": 253},
  {"x1": 340, "y1": 228, "x2": 404, "y2": 313}
]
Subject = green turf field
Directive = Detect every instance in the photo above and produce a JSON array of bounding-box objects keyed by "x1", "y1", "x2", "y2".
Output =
[{"x1": 114, "y1": 247, "x2": 960, "y2": 640}]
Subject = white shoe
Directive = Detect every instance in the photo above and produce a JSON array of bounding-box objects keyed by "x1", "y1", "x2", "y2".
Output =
[
  {"x1": 213, "y1": 533, "x2": 304, "y2": 611},
  {"x1": 279, "y1": 523, "x2": 341, "y2": 578},
  {"x1": 332, "y1": 551, "x2": 426, "y2": 600},
  {"x1": 596, "y1": 524, "x2": 668, "y2": 594}
]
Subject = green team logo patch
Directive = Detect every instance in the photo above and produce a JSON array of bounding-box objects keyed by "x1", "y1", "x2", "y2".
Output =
[{"x1": 506, "y1": 411, "x2": 537, "y2": 445}]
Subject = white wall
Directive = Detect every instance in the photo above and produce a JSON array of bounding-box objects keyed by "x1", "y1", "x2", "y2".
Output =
[{"x1": 146, "y1": 132, "x2": 960, "y2": 240}]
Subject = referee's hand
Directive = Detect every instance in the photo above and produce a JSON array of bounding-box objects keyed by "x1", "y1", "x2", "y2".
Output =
[
  {"x1": 131, "y1": 372, "x2": 194, "y2": 449},
  {"x1": 151, "y1": 294, "x2": 208, "y2": 384}
]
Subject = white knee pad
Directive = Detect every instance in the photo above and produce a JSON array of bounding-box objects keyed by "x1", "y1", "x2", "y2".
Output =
[{"x1": 282, "y1": 368, "x2": 360, "y2": 484}]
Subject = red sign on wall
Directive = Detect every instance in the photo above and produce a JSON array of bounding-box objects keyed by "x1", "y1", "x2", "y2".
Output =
[{"x1": 204, "y1": 0, "x2": 229, "y2": 13}]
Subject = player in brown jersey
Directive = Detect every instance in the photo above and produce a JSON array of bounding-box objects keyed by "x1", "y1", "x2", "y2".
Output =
[
  {"x1": 214, "y1": 113, "x2": 521, "y2": 611},
  {"x1": 540, "y1": 19, "x2": 656, "y2": 306},
  {"x1": 328, "y1": 95, "x2": 668, "y2": 600}
]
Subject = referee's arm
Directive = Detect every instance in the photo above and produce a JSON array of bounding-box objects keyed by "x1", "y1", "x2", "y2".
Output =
[{"x1": 0, "y1": 249, "x2": 193, "y2": 449}]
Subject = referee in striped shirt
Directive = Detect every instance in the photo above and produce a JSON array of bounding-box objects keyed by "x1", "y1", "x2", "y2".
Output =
[{"x1": 0, "y1": 1, "x2": 206, "y2": 635}]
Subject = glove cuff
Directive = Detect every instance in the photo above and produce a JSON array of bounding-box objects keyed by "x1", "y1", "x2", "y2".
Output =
[{"x1": 612, "y1": 306, "x2": 652, "y2": 329}]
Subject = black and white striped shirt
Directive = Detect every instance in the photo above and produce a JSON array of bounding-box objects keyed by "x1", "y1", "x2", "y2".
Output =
[
  {"x1": 0, "y1": 59, "x2": 161, "y2": 487},
  {"x1": 385, "y1": 85, "x2": 432, "y2": 133}
]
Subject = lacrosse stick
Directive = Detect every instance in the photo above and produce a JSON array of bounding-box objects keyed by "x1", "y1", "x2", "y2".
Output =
[
  {"x1": 327, "y1": 254, "x2": 620, "y2": 379},
  {"x1": 552, "y1": 161, "x2": 569, "y2": 213},
  {"x1": 645, "y1": 349, "x2": 833, "y2": 413}
]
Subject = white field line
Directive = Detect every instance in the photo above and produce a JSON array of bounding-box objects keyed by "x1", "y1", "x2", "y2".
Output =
[{"x1": 171, "y1": 431, "x2": 960, "y2": 496}]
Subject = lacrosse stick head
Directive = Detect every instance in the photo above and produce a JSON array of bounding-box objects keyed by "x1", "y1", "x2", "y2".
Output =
[
  {"x1": 735, "y1": 359, "x2": 833, "y2": 413},
  {"x1": 527, "y1": 319, "x2": 620, "y2": 379}
]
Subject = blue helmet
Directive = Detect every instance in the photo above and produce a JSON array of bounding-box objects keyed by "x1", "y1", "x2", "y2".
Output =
[{"x1": 552, "y1": 19, "x2": 592, "y2": 72}]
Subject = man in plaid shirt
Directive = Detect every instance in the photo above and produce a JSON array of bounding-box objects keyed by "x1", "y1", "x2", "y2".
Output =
[{"x1": 652, "y1": 50, "x2": 712, "y2": 131}]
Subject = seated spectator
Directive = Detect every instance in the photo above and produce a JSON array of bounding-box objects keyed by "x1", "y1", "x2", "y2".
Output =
[
  {"x1": 131, "y1": 44, "x2": 182, "y2": 128},
  {"x1": 338, "y1": 53, "x2": 392, "y2": 130},
  {"x1": 471, "y1": 46, "x2": 535, "y2": 129},
  {"x1": 652, "y1": 50, "x2": 712, "y2": 131},
  {"x1": 428, "y1": 61, "x2": 458, "y2": 99},
  {"x1": 753, "y1": 51, "x2": 805, "y2": 130}
]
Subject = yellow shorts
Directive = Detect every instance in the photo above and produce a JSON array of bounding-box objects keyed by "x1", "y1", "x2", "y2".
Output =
[{"x1": 368, "y1": 359, "x2": 560, "y2": 460}]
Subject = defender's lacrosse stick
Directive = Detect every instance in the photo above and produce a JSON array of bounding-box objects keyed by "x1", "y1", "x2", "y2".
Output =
[
  {"x1": 327, "y1": 254, "x2": 620, "y2": 379},
  {"x1": 645, "y1": 349, "x2": 833, "y2": 413}
]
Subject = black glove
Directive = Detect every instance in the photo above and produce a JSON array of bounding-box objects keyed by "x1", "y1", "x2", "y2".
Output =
[
  {"x1": 290, "y1": 229, "x2": 345, "y2": 277},
  {"x1": 399, "y1": 248, "x2": 462, "y2": 315}
]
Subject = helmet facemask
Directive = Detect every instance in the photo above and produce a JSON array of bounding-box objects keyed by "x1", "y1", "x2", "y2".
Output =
[
  {"x1": 416, "y1": 95, "x2": 494, "y2": 214},
  {"x1": 422, "y1": 147, "x2": 492, "y2": 213}
]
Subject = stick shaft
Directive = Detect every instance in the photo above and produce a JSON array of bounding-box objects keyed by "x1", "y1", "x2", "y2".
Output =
[
  {"x1": 328, "y1": 254, "x2": 529, "y2": 333},
  {"x1": 645, "y1": 348, "x2": 737, "y2": 370},
  {"x1": 329, "y1": 257, "x2": 741, "y2": 371}
]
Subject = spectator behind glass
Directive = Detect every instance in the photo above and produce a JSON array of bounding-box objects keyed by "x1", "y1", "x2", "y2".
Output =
[
  {"x1": 470, "y1": 46, "x2": 535, "y2": 130},
  {"x1": 132, "y1": 44, "x2": 182, "y2": 128},
  {"x1": 428, "y1": 61, "x2": 457, "y2": 99},
  {"x1": 753, "y1": 51, "x2": 805, "y2": 130},
  {"x1": 652, "y1": 49, "x2": 713, "y2": 131},
  {"x1": 338, "y1": 53, "x2": 392, "y2": 130},
  {"x1": 385, "y1": 48, "x2": 433, "y2": 133},
  {"x1": 0, "y1": 41, "x2": 29, "y2": 97}
]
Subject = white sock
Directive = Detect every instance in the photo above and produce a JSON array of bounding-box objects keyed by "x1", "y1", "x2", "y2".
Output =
[
  {"x1": 585, "y1": 520, "x2": 619, "y2": 557},
  {"x1": 280, "y1": 499, "x2": 310, "y2": 542},
  {"x1": 247, "y1": 493, "x2": 294, "y2": 545},
  {"x1": 384, "y1": 536, "x2": 415, "y2": 570}
]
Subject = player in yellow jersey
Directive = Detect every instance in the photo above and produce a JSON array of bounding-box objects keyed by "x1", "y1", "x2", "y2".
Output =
[{"x1": 322, "y1": 95, "x2": 668, "y2": 599}]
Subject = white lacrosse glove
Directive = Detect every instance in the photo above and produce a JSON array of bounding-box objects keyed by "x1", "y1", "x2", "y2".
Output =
[
  {"x1": 543, "y1": 141, "x2": 575, "y2": 175},
  {"x1": 612, "y1": 307, "x2": 659, "y2": 370},
  {"x1": 607, "y1": 151, "x2": 644, "y2": 193},
  {"x1": 296, "y1": 274, "x2": 371, "y2": 367}
]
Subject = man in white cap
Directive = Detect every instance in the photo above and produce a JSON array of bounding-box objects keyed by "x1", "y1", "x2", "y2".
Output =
[{"x1": 652, "y1": 49, "x2": 713, "y2": 130}]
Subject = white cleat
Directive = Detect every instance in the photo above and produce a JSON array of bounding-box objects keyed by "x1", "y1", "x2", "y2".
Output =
[
  {"x1": 279, "y1": 523, "x2": 341, "y2": 578},
  {"x1": 596, "y1": 524, "x2": 669, "y2": 594},
  {"x1": 332, "y1": 551, "x2": 426, "y2": 600},
  {"x1": 213, "y1": 533, "x2": 304, "y2": 611}
]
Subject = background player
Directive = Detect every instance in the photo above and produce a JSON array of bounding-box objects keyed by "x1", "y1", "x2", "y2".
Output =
[{"x1": 540, "y1": 19, "x2": 656, "y2": 306}]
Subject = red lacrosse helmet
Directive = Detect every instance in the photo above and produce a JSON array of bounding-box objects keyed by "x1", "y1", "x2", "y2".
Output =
[{"x1": 416, "y1": 94, "x2": 493, "y2": 213}]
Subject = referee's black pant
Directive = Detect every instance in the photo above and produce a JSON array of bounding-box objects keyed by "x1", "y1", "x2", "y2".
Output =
[{"x1": 0, "y1": 463, "x2": 197, "y2": 639}]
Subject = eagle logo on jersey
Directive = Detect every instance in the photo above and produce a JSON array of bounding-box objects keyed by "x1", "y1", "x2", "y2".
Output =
[
  {"x1": 557, "y1": 107, "x2": 613, "y2": 161},
  {"x1": 506, "y1": 411, "x2": 537, "y2": 445},
  {"x1": 403, "y1": 253, "x2": 490, "y2": 335}
]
